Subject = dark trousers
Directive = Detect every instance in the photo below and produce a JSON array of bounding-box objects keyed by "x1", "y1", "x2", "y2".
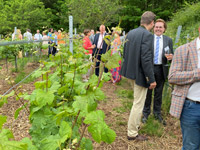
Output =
[
  {"x1": 48, "y1": 43, "x2": 57, "y2": 57},
  {"x1": 143, "y1": 65, "x2": 165, "y2": 117},
  {"x1": 94, "y1": 51, "x2": 108, "y2": 76}
]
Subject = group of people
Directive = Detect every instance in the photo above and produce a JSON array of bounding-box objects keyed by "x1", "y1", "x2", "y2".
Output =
[
  {"x1": 121, "y1": 11, "x2": 200, "y2": 150},
  {"x1": 82, "y1": 25, "x2": 122, "y2": 83},
  {"x1": 83, "y1": 10, "x2": 200, "y2": 150},
  {"x1": 12, "y1": 28, "x2": 65, "y2": 56}
]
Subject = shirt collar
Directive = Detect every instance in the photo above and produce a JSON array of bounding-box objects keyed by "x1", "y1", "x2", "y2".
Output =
[{"x1": 154, "y1": 34, "x2": 163, "y2": 39}]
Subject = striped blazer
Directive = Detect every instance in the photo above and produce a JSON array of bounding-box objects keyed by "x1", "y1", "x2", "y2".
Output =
[{"x1": 168, "y1": 38, "x2": 200, "y2": 118}]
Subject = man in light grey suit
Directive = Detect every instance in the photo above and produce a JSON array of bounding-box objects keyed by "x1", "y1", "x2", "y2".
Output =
[
  {"x1": 121, "y1": 11, "x2": 156, "y2": 141},
  {"x1": 142, "y1": 19, "x2": 173, "y2": 125}
]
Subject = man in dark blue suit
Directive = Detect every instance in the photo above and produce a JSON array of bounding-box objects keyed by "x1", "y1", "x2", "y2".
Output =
[
  {"x1": 142, "y1": 19, "x2": 173, "y2": 125},
  {"x1": 92, "y1": 25, "x2": 109, "y2": 76}
]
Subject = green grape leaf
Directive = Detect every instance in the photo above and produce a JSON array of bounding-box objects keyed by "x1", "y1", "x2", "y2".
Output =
[
  {"x1": 34, "y1": 80, "x2": 48, "y2": 89},
  {"x1": 101, "y1": 127, "x2": 116, "y2": 144},
  {"x1": 88, "y1": 74, "x2": 99, "y2": 87},
  {"x1": 31, "y1": 68, "x2": 46, "y2": 79},
  {"x1": 80, "y1": 138, "x2": 93, "y2": 150},
  {"x1": 84, "y1": 110, "x2": 105, "y2": 125},
  {"x1": 87, "y1": 124, "x2": 102, "y2": 143},
  {"x1": 94, "y1": 87, "x2": 106, "y2": 101},
  {"x1": 21, "y1": 137, "x2": 38, "y2": 150},
  {"x1": 0, "y1": 129, "x2": 14, "y2": 140},
  {"x1": 102, "y1": 72, "x2": 112, "y2": 82},
  {"x1": 14, "y1": 107, "x2": 24, "y2": 120},
  {"x1": 87, "y1": 98, "x2": 97, "y2": 112},
  {"x1": 40, "y1": 134, "x2": 60, "y2": 150},
  {"x1": 49, "y1": 81, "x2": 61, "y2": 93},
  {"x1": 35, "y1": 89, "x2": 55, "y2": 107},
  {"x1": 72, "y1": 96, "x2": 87, "y2": 112},
  {"x1": 0, "y1": 91, "x2": 15, "y2": 107},
  {"x1": 64, "y1": 72, "x2": 74, "y2": 82},
  {"x1": 0, "y1": 141, "x2": 27, "y2": 150},
  {"x1": 59, "y1": 121, "x2": 72, "y2": 142},
  {"x1": 0, "y1": 115, "x2": 7, "y2": 130},
  {"x1": 55, "y1": 107, "x2": 74, "y2": 125},
  {"x1": 74, "y1": 80, "x2": 87, "y2": 95},
  {"x1": 101, "y1": 51, "x2": 121, "y2": 70}
]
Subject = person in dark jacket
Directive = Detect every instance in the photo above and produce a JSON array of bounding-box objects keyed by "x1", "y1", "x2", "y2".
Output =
[
  {"x1": 142, "y1": 19, "x2": 173, "y2": 125},
  {"x1": 121, "y1": 11, "x2": 156, "y2": 141},
  {"x1": 92, "y1": 25, "x2": 109, "y2": 76}
]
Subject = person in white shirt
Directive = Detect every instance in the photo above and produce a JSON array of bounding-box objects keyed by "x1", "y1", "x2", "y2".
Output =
[
  {"x1": 34, "y1": 29, "x2": 42, "y2": 41},
  {"x1": 23, "y1": 29, "x2": 32, "y2": 41},
  {"x1": 142, "y1": 19, "x2": 173, "y2": 125}
]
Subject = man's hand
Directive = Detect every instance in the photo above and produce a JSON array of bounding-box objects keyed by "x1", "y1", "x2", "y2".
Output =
[
  {"x1": 149, "y1": 82, "x2": 156, "y2": 89},
  {"x1": 165, "y1": 54, "x2": 173, "y2": 60}
]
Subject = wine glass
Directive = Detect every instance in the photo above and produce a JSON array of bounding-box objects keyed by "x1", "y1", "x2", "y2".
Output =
[{"x1": 164, "y1": 46, "x2": 170, "y2": 66}]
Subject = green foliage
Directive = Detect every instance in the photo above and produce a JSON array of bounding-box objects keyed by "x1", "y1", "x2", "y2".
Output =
[
  {"x1": 166, "y1": 1, "x2": 200, "y2": 45},
  {"x1": 0, "y1": 129, "x2": 28, "y2": 150},
  {"x1": 0, "y1": 28, "x2": 122, "y2": 149},
  {"x1": 0, "y1": 0, "x2": 51, "y2": 34},
  {"x1": 66, "y1": 0, "x2": 121, "y2": 31},
  {"x1": 0, "y1": 115, "x2": 7, "y2": 130},
  {"x1": 140, "y1": 116, "x2": 164, "y2": 137}
]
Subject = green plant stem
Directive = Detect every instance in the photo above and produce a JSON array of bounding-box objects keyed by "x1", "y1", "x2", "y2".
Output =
[
  {"x1": 96, "y1": 63, "x2": 105, "y2": 88},
  {"x1": 68, "y1": 110, "x2": 80, "y2": 149},
  {"x1": 69, "y1": 62, "x2": 76, "y2": 98},
  {"x1": 60, "y1": 55, "x2": 63, "y2": 86},
  {"x1": 8, "y1": 78, "x2": 29, "y2": 115},
  {"x1": 46, "y1": 72, "x2": 48, "y2": 92},
  {"x1": 71, "y1": 110, "x2": 80, "y2": 130},
  {"x1": 15, "y1": 55, "x2": 18, "y2": 72},
  {"x1": 75, "y1": 123, "x2": 88, "y2": 150}
]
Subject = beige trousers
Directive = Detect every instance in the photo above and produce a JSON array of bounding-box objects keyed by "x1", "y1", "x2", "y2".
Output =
[{"x1": 128, "y1": 79, "x2": 148, "y2": 137}]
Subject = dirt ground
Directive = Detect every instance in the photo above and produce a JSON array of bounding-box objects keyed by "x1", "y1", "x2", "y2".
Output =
[
  {"x1": 0, "y1": 61, "x2": 183, "y2": 150},
  {"x1": 94, "y1": 82, "x2": 182, "y2": 150}
]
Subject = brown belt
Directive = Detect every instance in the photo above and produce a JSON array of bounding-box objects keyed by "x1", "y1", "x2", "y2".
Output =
[{"x1": 186, "y1": 98, "x2": 200, "y2": 104}]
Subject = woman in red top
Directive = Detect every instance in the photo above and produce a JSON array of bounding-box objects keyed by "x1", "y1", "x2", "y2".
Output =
[
  {"x1": 82, "y1": 29, "x2": 96, "y2": 82},
  {"x1": 83, "y1": 29, "x2": 95, "y2": 55}
]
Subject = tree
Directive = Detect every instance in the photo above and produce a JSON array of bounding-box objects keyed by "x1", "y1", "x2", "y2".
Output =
[
  {"x1": 0, "y1": 0, "x2": 52, "y2": 35},
  {"x1": 66, "y1": 0, "x2": 121, "y2": 32}
]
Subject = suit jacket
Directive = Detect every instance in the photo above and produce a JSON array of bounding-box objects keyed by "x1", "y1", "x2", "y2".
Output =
[
  {"x1": 92, "y1": 33, "x2": 109, "y2": 55},
  {"x1": 121, "y1": 26, "x2": 155, "y2": 88},
  {"x1": 153, "y1": 35, "x2": 173, "y2": 80},
  {"x1": 168, "y1": 38, "x2": 200, "y2": 118}
]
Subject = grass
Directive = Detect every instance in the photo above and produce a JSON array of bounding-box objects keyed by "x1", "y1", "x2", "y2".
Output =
[
  {"x1": 113, "y1": 89, "x2": 133, "y2": 113},
  {"x1": 112, "y1": 79, "x2": 171, "y2": 137},
  {"x1": 115, "y1": 89, "x2": 133, "y2": 99},
  {"x1": 14, "y1": 71, "x2": 36, "y2": 84},
  {"x1": 139, "y1": 115, "x2": 164, "y2": 137}
]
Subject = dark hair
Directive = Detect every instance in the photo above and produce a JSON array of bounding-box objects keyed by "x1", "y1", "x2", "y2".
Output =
[
  {"x1": 140, "y1": 11, "x2": 156, "y2": 25},
  {"x1": 83, "y1": 29, "x2": 91, "y2": 36},
  {"x1": 155, "y1": 19, "x2": 167, "y2": 30},
  {"x1": 49, "y1": 28, "x2": 53, "y2": 32}
]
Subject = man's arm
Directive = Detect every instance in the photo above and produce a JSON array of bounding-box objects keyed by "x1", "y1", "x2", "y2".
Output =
[
  {"x1": 168, "y1": 45, "x2": 200, "y2": 85},
  {"x1": 141, "y1": 33, "x2": 155, "y2": 84}
]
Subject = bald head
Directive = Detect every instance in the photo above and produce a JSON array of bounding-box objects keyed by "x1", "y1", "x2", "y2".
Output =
[{"x1": 99, "y1": 25, "x2": 105, "y2": 34}]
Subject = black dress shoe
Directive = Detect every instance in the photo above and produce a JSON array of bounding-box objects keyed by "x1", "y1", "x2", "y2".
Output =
[
  {"x1": 127, "y1": 135, "x2": 148, "y2": 141},
  {"x1": 154, "y1": 114, "x2": 166, "y2": 126}
]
